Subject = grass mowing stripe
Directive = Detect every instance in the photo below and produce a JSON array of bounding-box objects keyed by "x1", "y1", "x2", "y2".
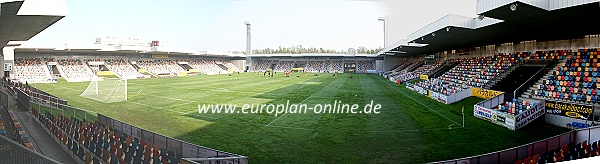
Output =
[
  {"x1": 373, "y1": 74, "x2": 461, "y2": 126},
  {"x1": 29, "y1": 73, "x2": 569, "y2": 164}
]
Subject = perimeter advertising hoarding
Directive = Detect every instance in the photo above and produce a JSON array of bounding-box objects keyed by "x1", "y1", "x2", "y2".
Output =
[
  {"x1": 429, "y1": 91, "x2": 448, "y2": 104},
  {"x1": 545, "y1": 100, "x2": 593, "y2": 120},
  {"x1": 472, "y1": 87, "x2": 504, "y2": 99},
  {"x1": 474, "y1": 104, "x2": 518, "y2": 130},
  {"x1": 411, "y1": 85, "x2": 428, "y2": 96},
  {"x1": 515, "y1": 101, "x2": 546, "y2": 129}
]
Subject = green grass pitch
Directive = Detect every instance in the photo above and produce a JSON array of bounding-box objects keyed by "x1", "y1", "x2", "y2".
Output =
[{"x1": 30, "y1": 73, "x2": 568, "y2": 163}]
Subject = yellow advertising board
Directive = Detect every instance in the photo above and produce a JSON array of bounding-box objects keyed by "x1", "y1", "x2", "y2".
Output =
[
  {"x1": 178, "y1": 72, "x2": 187, "y2": 77},
  {"x1": 472, "y1": 87, "x2": 504, "y2": 99},
  {"x1": 153, "y1": 55, "x2": 169, "y2": 58},
  {"x1": 138, "y1": 69, "x2": 147, "y2": 73},
  {"x1": 419, "y1": 74, "x2": 429, "y2": 80},
  {"x1": 96, "y1": 71, "x2": 115, "y2": 76},
  {"x1": 188, "y1": 69, "x2": 199, "y2": 73}
]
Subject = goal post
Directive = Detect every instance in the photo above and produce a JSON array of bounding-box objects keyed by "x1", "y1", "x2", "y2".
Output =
[{"x1": 80, "y1": 77, "x2": 128, "y2": 103}]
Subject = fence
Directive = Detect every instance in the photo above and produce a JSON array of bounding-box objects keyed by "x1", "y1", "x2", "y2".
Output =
[
  {"x1": 3, "y1": 77, "x2": 68, "y2": 110},
  {"x1": 98, "y1": 114, "x2": 249, "y2": 164},
  {"x1": 433, "y1": 126, "x2": 600, "y2": 164},
  {"x1": 0, "y1": 135, "x2": 61, "y2": 164},
  {"x1": 29, "y1": 100, "x2": 98, "y2": 123}
]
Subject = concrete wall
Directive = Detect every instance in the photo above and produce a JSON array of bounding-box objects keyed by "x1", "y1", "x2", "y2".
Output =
[
  {"x1": 545, "y1": 114, "x2": 594, "y2": 128},
  {"x1": 231, "y1": 60, "x2": 246, "y2": 71}
]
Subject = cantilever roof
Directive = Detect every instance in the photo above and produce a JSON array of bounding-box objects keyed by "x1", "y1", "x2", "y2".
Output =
[
  {"x1": 0, "y1": 0, "x2": 66, "y2": 49},
  {"x1": 381, "y1": 0, "x2": 600, "y2": 57}
]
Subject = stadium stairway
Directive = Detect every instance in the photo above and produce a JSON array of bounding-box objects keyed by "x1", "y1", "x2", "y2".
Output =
[
  {"x1": 130, "y1": 61, "x2": 142, "y2": 70},
  {"x1": 484, "y1": 60, "x2": 552, "y2": 92},
  {"x1": 519, "y1": 58, "x2": 567, "y2": 103},
  {"x1": 484, "y1": 64, "x2": 520, "y2": 89},
  {"x1": 0, "y1": 89, "x2": 77, "y2": 164},
  {"x1": 179, "y1": 63, "x2": 194, "y2": 71},
  {"x1": 404, "y1": 61, "x2": 424, "y2": 73},
  {"x1": 428, "y1": 61, "x2": 460, "y2": 79},
  {"x1": 216, "y1": 63, "x2": 228, "y2": 71},
  {"x1": 384, "y1": 63, "x2": 401, "y2": 72}
]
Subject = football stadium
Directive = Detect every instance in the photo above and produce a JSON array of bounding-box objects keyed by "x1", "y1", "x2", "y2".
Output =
[{"x1": 1, "y1": 0, "x2": 600, "y2": 164}]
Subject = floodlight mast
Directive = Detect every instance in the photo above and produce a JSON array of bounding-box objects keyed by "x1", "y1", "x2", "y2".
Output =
[
  {"x1": 245, "y1": 21, "x2": 251, "y2": 71},
  {"x1": 377, "y1": 17, "x2": 387, "y2": 48}
]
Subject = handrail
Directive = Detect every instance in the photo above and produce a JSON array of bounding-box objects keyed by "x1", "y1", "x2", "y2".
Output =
[{"x1": 512, "y1": 59, "x2": 555, "y2": 100}]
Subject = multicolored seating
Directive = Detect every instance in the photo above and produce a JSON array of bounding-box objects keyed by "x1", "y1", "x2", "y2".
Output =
[{"x1": 532, "y1": 49, "x2": 600, "y2": 104}]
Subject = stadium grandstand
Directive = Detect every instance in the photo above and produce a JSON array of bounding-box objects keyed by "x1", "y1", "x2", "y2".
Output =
[{"x1": 2, "y1": 0, "x2": 600, "y2": 164}]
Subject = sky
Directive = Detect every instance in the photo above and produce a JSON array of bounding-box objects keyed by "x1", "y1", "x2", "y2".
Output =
[{"x1": 27, "y1": 0, "x2": 477, "y2": 52}]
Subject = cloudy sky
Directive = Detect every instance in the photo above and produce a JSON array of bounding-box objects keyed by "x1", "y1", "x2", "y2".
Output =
[{"x1": 27, "y1": 0, "x2": 477, "y2": 52}]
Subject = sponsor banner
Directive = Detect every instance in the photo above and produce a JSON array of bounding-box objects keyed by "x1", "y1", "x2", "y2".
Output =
[
  {"x1": 429, "y1": 91, "x2": 447, "y2": 104},
  {"x1": 492, "y1": 110, "x2": 506, "y2": 125},
  {"x1": 472, "y1": 87, "x2": 504, "y2": 99},
  {"x1": 474, "y1": 105, "x2": 493, "y2": 120},
  {"x1": 405, "y1": 83, "x2": 414, "y2": 90},
  {"x1": 88, "y1": 61, "x2": 105, "y2": 65},
  {"x1": 413, "y1": 85, "x2": 428, "y2": 96},
  {"x1": 515, "y1": 101, "x2": 545, "y2": 129},
  {"x1": 505, "y1": 114, "x2": 516, "y2": 130},
  {"x1": 545, "y1": 100, "x2": 593, "y2": 120},
  {"x1": 153, "y1": 54, "x2": 169, "y2": 58},
  {"x1": 419, "y1": 74, "x2": 429, "y2": 80}
]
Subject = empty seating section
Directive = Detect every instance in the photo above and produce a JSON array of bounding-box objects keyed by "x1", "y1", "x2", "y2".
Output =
[
  {"x1": 356, "y1": 60, "x2": 374, "y2": 72},
  {"x1": 386, "y1": 61, "x2": 422, "y2": 82},
  {"x1": 13, "y1": 58, "x2": 52, "y2": 83},
  {"x1": 515, "y1": 139, "x2": 600, "y2": 163},
  {"x1": 3, "y1": 108, "x2": 34, "y2": 150},
  {"x1": 57, "y1": 59, "x2": 96, "y2": 79},
  {"x1": 415, "y1": 54, "x2": 517, "y2": 95},
  {"x1": 275, "y1": 61, "x2": 294, "y2": 72},
  {"x1": 188, "y1": 60, "x2": 221, "y2": 74},
  {"x1": 397, "y1": 61, "x2": 447, "y2": 82},
  {"x1": 327, "y1": 60, "x2": 343, "y2": 72},
  {"x1": 532, "y1": 49, "x2": 600, "y2": 104},
  {"x1": 31, "y1": 107, "x2": 183, "y2": 164},
  {"x1": 251, "y1": 60, "x2": 271, "y2": 72},
  {"x1": 137, "y1": 60, "x2": 185, "y2": 76},
  {"x1": 305, "y1": 61, "x2": 325, "y2": 72},
  {"x1": 105, "y1": 59, "x2": 144, "y2": 78},
  {"x1": 221, "y1": 60, "x2": 241, "y2": 71}
]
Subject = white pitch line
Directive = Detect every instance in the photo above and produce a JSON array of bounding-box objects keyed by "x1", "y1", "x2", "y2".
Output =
[
  {"x1": 49, "y1": 84, "x2": 82, "y2": 91},
  {"x1": 264, "y1": 94, "x2": 314, "y2": 127},
  {"x1": 266, "y1": 125, "x2": 316, "y2": 130},
  {"x1": 139, "y1": 94, "x2": 196, "y2": 102},
  {"x1": 158, "y1": 102, "x2": 195, "y2": 109},
  {"x1": 129, "y1": 101, "x2": 160, "y2": 109},
  {"x1": 376, "y1": 76, "x2": 461, "y2": 126},
  {"x1": 312, "y1": 132, "x2": 319, "y2": 138}
]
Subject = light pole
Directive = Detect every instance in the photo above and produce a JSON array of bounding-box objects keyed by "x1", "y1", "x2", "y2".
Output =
[
  {"x1": 377, "y1": 17, "x2": 387, "y2": 48},
  {"x1": 245, "y1": 21, "x2": 251, "y2": 71}
]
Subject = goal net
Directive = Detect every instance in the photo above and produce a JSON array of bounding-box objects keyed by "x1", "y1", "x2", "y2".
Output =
[{"x1": 80, "y1": 77, "x2": 127, "y2": 103}]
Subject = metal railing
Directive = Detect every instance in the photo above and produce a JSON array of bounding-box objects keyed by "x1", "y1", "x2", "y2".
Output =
[
  {"x1": 512, "y1": 59, "x2": 557, "y2": 100},
  {"x1": 0, "y1": 135, "x2": 61, "y2": 164},
  {"x1": 432, "y1": 126, "x2": 600, "y2": 164}
]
